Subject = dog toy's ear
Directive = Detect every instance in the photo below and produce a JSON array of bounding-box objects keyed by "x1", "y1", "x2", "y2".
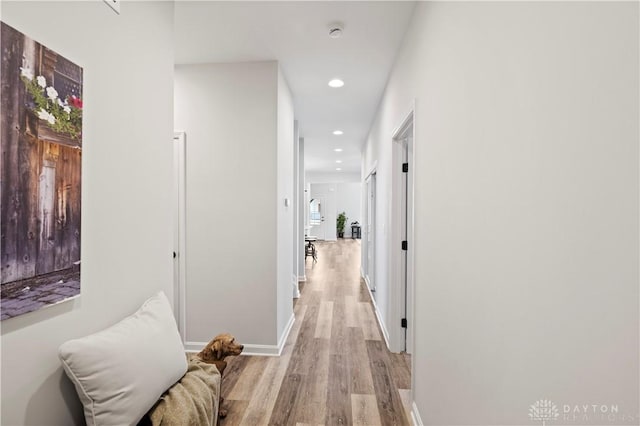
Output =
[{"x1": 213, "y1": 340, "x2": 223, "y2": 360}]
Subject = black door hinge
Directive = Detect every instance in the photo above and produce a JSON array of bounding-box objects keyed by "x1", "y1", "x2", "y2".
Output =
[
  {"x1": 401, "y1": 318, "x2": 408, "y2": 328},
  {"x1": 401, "y1": 240, "x2": 408, "y2": 251},
  {"x1": 402, "y1": 163, "x2": 408, "y2": 173}
]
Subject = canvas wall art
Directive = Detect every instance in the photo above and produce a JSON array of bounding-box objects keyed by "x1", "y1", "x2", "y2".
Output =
[{"x1": 1, "y1": 22, "x2": 83, "y2": 320}]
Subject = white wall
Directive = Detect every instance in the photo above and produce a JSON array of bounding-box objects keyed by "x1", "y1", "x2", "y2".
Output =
[
  {"x1": 0, "y1": 2, "x2": 175, "y2": 425},
  {"x1": 336, "y1": 183, "x2": 362, "y2": 233},
  {"x1": 364, "y1": 2, "x2": 639, "y2": 425},
  {"x1": 307, "y1": 182, "x2": 361, "y2": 241},
  {"x1": 307, "y1": 170, "x2": 360, "y2": 183},
  {"x1": 305, "y1": 178, "x2": 362, "y2": 241},
  {"x1": 175, "y1": 61, "x2": 293, "y2": 352},
  {"x1": 276, "y1": 67, "x2": 295, "y2": 341}
]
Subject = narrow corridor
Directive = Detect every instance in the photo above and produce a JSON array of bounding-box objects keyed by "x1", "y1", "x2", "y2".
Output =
[{"x1": 219, "y1": 239, "x2": 412, "y2": 425}]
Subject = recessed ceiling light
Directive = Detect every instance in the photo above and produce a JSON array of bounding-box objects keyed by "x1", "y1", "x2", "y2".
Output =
[
  {"x1": 333, "y1": 130, "x2": 343, "y2": 135},
  {"x1": 336, "y1": 167, "x2": 342, "y2": 171},
  {"x1": 328, "y1": 79, "x2": 344, "y2": 88},
  {"x1": 334, "y1": 148, "x2": 343, "y2": 152},
  {"x1": 336, "y1": 160, "x2": 342, "y2": 163}
]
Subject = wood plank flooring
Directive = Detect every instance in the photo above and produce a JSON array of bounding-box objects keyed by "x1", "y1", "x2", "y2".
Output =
[{"x1": 219, "y1": 239, "x2": 412, "y2": 425}]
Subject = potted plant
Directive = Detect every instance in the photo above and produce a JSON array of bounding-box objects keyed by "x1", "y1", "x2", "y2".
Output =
[{"x1": 337, "y1": 212, "x2": 347, "y2": 238}]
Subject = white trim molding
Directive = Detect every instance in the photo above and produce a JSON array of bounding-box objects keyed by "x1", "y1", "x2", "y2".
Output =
[
  {"x1": 411, "y1": 401, "x2": 424, "y2": 426},
  {"x1": 365, "y1": 160, "x2": 378, "y2": 181},
  {"x1": 298, "y1": 275, "x2": 307, "y2": 282},
  {"x1": 185, "y1": 313, "x2": 296, "y2": 357},
  {"x1": 364, "y1": 275, "x2": 371, "y2": 290},
  {"x1": 184, "y1": 341, "x2": 210, "y2": 353},
  {"x1": 389, "y1": 104, "x2": 416, "y2": 354},
  {"x1": 364, "y1": 281, "x2": 390, "y2": 349},
  {"x1": 173, "y1": 131, "x2": 187, "y2": 340},
  {"x1": 276, "y1": 313, "x2": 296, "y2": 355},
  {"x1": 185, "y1": 341, "x2": 280, "y2": 356},
  {"x1": 292, "y1": 274, "x2": 300, "y2": 299}
]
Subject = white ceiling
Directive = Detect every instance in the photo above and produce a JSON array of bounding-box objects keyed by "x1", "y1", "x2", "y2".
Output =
[{"x1": 175, "y1": 1, "x2": 416, "y2": 177}]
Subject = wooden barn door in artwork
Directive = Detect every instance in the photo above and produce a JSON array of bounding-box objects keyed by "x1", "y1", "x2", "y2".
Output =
[
  {"x1": 37, "y1": 158, "x2": 56, "y2": 273},
  {"x1": 1, "y1": 25, "x2": 82, "y2": 287}
]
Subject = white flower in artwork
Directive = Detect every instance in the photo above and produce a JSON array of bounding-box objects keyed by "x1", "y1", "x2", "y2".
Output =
[
  {"x1": 20, "y1": 67, "x2": 34, "y2": 80},
  {"x1": 37, "y1": 108, "x2": 50, "y2": 121},
  {"x1": 46, "y1": 86, "x2": 58, "y2": 101},
  {"x1": 57, "y1": 98, "x2": 65, "y2": 107},
  {"x1": 36, "y1": 75, "x2": 46, "y2": 88},
  {"x1": 37, "y1": 108, "x2": 56, "y2": 125},
  {"x1": 63, "y1": 105, "x2": 71, "y2": 114}
]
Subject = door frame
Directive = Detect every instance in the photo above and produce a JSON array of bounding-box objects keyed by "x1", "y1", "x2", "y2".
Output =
[
  {"x1": 390, "y1": 105, "x2": 415, "y2": 355},
  {"x1": 363, "y1": 167, "x2": 377, "y2": 293},
  {"x1": 173, "y1": 131, "x2": 187, "y2": 341}
]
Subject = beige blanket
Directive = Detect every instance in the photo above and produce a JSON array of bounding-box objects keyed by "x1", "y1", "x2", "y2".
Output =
[{"x1": 145, "y1": 356, "x2": 221, "y2": 426}]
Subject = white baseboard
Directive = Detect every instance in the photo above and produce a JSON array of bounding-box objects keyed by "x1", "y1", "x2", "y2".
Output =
[
  {"x1": 184, "y1": 341, "x2": 210, "y2": 353},
  {"x1": 276, "y1": 313, "x2": 296, "y2": 355},
  {"x1": 298, "y1": 275, "x2": 306, "y2": 282},
  {"x1": 184, "y1": 313, "x2": 296, "y2": 357},
  {"x1": 292, "y1": 274, "x2": 300, "y2": 298},
  {"x1": 411, "y1": 401, "x2": 423, "y2": 425},
  {"x1": 185, "y1": 342, "x2": 280, "y2": 356},
  {"x1": 364, "y1": 281, "x2": 390, "y2": 350}
]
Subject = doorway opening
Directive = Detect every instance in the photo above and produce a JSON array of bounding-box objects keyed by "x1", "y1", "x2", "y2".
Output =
[
  {"x1": 364, "y1": 171, "x2": 377, "y2": 296},
  {"x1": 309, "y1": 196, "x2": 326, "y2": 240},
  {"x1": 173, "y1": 131, "x2": 187, "y2": 341},
  {"x1": 391, "y1": 110, "x2": 414, "y2": 354}
]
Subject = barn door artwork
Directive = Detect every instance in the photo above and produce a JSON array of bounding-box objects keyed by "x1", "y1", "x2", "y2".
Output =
[{"x1": 1, "y1": 22, "x2": 83, "y2": 320}]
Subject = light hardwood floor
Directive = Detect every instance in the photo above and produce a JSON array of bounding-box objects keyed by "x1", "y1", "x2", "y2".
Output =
[{"x1": 219, "y1": 239, "x2": 412, "y2": 425}]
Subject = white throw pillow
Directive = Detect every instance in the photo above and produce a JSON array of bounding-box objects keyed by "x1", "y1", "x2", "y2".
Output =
[{"x1": 59, "y1": 291, "x2": 187, "y2": 426}]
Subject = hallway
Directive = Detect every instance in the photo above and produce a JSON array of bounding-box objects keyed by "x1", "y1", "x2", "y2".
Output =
[{"x1": 219, "y1": 239, "x2": 412, "y2": 425}]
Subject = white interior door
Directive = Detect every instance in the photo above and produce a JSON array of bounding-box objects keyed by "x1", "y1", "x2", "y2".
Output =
[
  {"x1": 309, "y1": 196, "x2": 326, "y2": 240},
  {"x1": 173, "y1": 131, "x2": 187, "y2": 340},
  {"x1": 400, "y1": 137, "x2": 409, "y2": 352}
]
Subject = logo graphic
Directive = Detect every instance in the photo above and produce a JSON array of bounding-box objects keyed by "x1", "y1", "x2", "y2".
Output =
[{"x1": 529, "y1": 399, "x2": 560, "y2": 426}]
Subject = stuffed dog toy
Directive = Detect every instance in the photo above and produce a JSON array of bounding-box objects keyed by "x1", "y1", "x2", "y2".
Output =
[{"x1": 196, "y1": 333, "x2": 244, "y2": 418}]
